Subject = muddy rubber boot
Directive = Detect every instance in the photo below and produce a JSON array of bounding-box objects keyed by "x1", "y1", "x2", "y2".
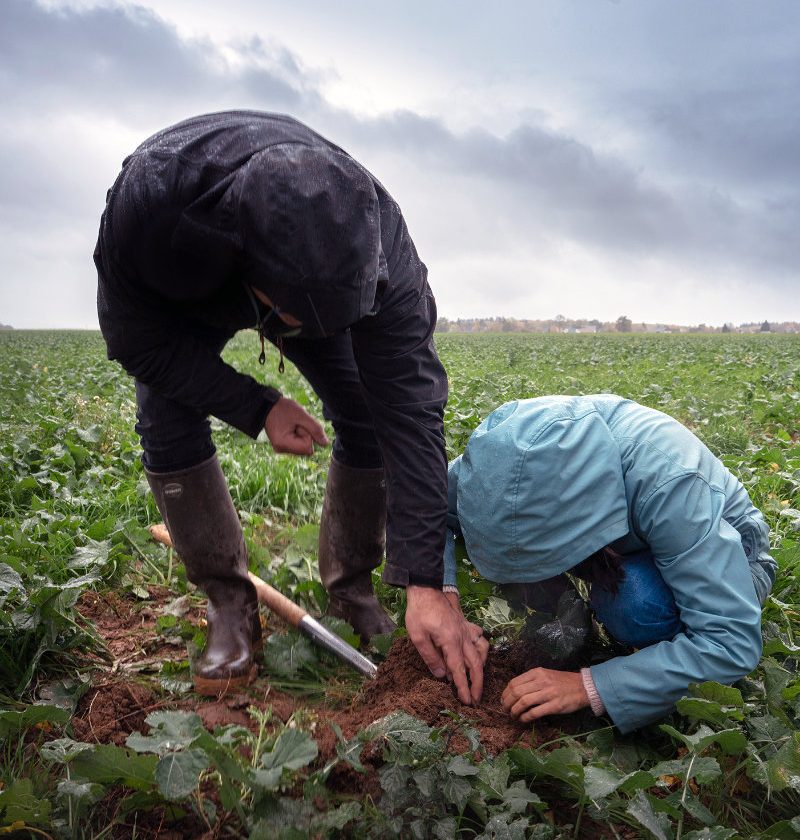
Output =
[
  {"x1": 318, "y1": 459, "x2": 396, "y2": 642},
  {"x1": 145, "y1": 455, "x2": 262, "y2": 696}
]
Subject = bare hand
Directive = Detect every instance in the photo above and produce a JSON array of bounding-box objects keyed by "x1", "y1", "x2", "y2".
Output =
[
  {"x1": 264, "y1": 397, "x2": 329, "y2": 456},
  {"x1": 405, "y1": 586, "x2": 486, "y2": 705},
  {"x1": 444, "y1": 591, "x2": 490, "y2": 668},
  {"x1": 501, "y1": 668, "x2": 589, "y2": 723}
]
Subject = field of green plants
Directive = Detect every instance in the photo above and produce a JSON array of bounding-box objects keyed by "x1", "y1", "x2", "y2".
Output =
[{"x1": 1, "y1": 329, "x2": 800, "y2": 839}]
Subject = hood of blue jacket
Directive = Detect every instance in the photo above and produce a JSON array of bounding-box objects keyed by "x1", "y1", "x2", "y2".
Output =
[{"x1": 451, "y1": 396, "x2": 631, "y2": 583}]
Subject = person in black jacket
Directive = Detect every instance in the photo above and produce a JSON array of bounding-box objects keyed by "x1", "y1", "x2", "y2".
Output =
[{"x1": 94, "y1": 111, "x2": 485, "y2": 699}]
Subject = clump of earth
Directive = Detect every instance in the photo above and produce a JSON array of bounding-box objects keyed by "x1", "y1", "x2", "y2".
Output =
[
  {"x1": 75, "y1": 587, "x2": 580, "y2": 755},
  {"x1": 70, "y1": 588, "x2": 591, "y2": 834}
]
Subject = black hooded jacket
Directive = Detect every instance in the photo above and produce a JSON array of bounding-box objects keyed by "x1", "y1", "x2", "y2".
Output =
[{"x1": 94, "y1": 111, "x2": 448, "y2": 587}]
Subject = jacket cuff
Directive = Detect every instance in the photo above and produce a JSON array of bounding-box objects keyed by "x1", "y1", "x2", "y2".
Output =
[
  {"x1": 443, "y1": 529, "x2": 458, "y2": 588},
  {"x1": 244, "y1": 386, "x2": 282, "y2": 439},
  {"x1": 381, "y1": 562, "x2": 443, "y2": 589},
  {"x1": 581, "y1": 667, "x2": 606, "y2": 717}
]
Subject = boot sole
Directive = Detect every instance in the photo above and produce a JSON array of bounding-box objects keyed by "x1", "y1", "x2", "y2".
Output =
[{"x1": 193, "y1": 664, "x2": 258, "y2": 697}]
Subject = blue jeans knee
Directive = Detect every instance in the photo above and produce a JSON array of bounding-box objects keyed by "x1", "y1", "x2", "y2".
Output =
[{"x1": 589, "y1": 551, "x2": 683, "y2": 647}]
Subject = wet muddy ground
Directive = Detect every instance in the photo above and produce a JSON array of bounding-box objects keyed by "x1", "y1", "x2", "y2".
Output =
[{"x1": 72, "y1": 587, "x2": 588, "y2": 837}]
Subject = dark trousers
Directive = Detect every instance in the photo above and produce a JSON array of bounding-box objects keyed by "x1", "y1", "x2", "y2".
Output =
[{"x1": 135, "y1": 330, "x2": 382, "y2": 474}]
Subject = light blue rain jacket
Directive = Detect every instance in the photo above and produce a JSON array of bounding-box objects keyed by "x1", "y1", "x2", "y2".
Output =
[{"x1": 444, "y1": 395, "x2": 775, "y2": 733}]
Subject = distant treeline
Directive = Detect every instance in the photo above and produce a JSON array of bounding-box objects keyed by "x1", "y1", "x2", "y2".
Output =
[
  {"x1": 436, "y1": 316, "x2": 800, "y2": 335},
  {"x1": 0, "y1": 323, "x2": 13, "y2": 330}
]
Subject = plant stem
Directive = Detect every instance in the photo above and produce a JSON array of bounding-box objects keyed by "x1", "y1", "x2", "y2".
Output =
[
  {"x1": 573, "y1": 795, "x2": 586, "y2": 839},
  {"x1": 125, "y1": 536, "x2": 165, "y2": 584},
  {"x1": 675, "y1": 753, "x2": 697, "y2": 840}
]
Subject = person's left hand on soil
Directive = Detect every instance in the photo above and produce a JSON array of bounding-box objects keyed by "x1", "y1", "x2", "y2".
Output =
[
  {"x1": 406, "y1": 586, "x2": 486, "y2": 705},
  {"x1": 501, "y1": 668, "x2": 590, "y2": 723}
]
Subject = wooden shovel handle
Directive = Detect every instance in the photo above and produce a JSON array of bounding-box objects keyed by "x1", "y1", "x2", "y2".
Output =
[
  {"x1": 148, "y1": 523, "x2": 308, "y2": 627},
  {"x1": 247, "y1": 573, "x2": 307, "y2": 627}
]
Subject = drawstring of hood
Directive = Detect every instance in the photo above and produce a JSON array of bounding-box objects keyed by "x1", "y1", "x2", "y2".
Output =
[
  {"x1": 258, "y1": 331, "x2": 266, "y2": 365},
  {"x1": 245, "y1": 282, "x2": 285, "y2": 374},
  {"x1": 277, "y1": 337, "x2": 285, "y2": 374}
]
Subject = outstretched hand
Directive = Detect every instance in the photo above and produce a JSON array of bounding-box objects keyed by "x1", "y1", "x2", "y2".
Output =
[
  {"x1": 405, "y1": 586, "x2": 488, "y2": 705},
  {"x1": 264, "y1": 397, "x2": 329, "y2": 456},
  {"x1": 501, "y1": 668, "x2": 589, "y2": 723}
]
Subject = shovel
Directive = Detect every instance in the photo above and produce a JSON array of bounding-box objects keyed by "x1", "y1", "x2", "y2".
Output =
[{"x1": 148, "y1": 523, "x2": 378, "y2": 679}]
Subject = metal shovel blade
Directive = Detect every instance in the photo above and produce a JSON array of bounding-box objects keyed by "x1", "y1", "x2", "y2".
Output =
[{"x1": 298, "y1": 615, "x2": 378, "y2": 679}]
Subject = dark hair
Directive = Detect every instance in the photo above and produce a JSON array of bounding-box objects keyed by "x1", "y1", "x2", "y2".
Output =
[{"x1": 571, "y1": 546, "x2": 626, "y2": 595}]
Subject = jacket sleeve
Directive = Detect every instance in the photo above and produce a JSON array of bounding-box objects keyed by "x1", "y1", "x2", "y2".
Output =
[
  {"x1": 113, "y1": 334, "x2": 281, "y2": 438},
  {"x1": 589, "y1": 473, "x2": 763, "y2": 733},
  {"x1": 350, "y1": 280, "x2": 449, "y2": 588},
  {"x1": 96, "y1": 239, "x2": 280, "y2": 437}
]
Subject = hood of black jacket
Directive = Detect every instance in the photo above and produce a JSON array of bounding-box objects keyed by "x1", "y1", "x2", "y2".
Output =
[{"x1": 171, "y1": 137, "x2": 386, "y2": 339}]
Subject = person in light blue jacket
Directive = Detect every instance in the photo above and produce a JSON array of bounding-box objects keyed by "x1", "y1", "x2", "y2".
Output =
[{"x1": 444, "y1": 394, "x2": 776, "y2": 733}]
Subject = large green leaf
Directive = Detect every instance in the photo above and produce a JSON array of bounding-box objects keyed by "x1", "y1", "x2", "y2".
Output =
[
  {"x1": 626, "y1": 790, "x2": 674, "y2": 840},
  {"x1": 760, "y1": 817, "x2": 800, "y2": 839},
  {"x1": 651, "y1": 756, "x2": 722, "y2": 785},
  {"x1": 318, "y1": 615, "x2": 360, "y2": 650},
  {"x1": 68, "y1": 538, "x2": 110, "y2": 571},
  {"x1": 676, "y1": 697, "x2": 744, "y2": 726},
  {"x1": 583, "y1": 765, "x2": 624, "y2": 800},
  {"x1": 40, "y1": 737, "x2": 94, "y2": 764},
  {"x1": 660, "y1": 723, "x2": 747, "y2": 756},
  {"x1": 365, "y1": 711, "x2": 434, "y2": 748},
  {"x1": 264, "y1": 631, "x2": 317, "y2": 677},
  {"x1": 261, "y1": 728, "x2": 318, "y2": 772},
  {"x1": 747, "y1": 714, "x2": 793, "y2": 749},
  {"x1": 688, "y1": 682, "x2": 744, "y2": 707},
  {"x1": 507, "y1": 746, "x2": 584, "y2": 793},
  {"x1": 683, "y1": 828, "x2": 739, "y2": 840},
  {"x1": 762, "y1": 659, "x2": 793, "y2": 716},
  {"x1": 754, "y1": 732, "x2": 800, "y2": 793},
  {"x1": 502, "y1": 780, "x2": 543, "y2": 815},
  {"x1": 0, "y1": 703, "x2": 69, "y2": 740},
  {"x1": 155, "y1": 748, "x2": 209, "y2": 800},
  {"x1": 0, "y1": 778, "x2": 52, "y2": 827},
  {"x1": 618, "y1": 769, "x2": 658, "y2": 794},
  {"x1": 35, "y1": 675, "x2": 89, "y2": 713},
  {"x1": 126, "y1": 710, "x2": 205, "y2": 756},
  {"x1": 442, "y1": 772, "x2": 473, "y2": 811},
  {"x1": 55, "y1": 779, "x2": 104, "y2": 809},
  {"x1": 447, "y1": 754, "x2": 479, "y2": 777},
  {"x1": 475, "y1": 813, "x2": 530, "y2": 840},
  {"x1": 70, "y1": 743, "x2": 158, "y2": 791},
  {"x1": 249, "y1": 766, "x2": 283, "y2": 792},
  {"x1": 478, "y1": 752, "x2": 511, "y2": 797},
  {"x1": 0, "y1": 563, "x2": 23, "y2": 594},
  {"x1": 681, "y1": 791, "x2": 717, "y2": 826}
]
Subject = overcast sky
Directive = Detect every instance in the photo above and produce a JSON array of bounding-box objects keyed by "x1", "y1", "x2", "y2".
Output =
[{"x1": 2, "y1": 0, "x2": 799, "y2": 328}]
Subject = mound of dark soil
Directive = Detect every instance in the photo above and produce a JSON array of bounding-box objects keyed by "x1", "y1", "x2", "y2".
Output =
[
  {"x1": 327, "y1": 636, "x2": 571, "y2": 756},
  {"x1": 71, "y1": 598, "x2": 592, "y2": 834},
  {"x1": 75, "y1": 590, "x2": 577, "y2": 756},
  {"x1": 72, "y1": 680, "x2": 160, "y2": 746}
]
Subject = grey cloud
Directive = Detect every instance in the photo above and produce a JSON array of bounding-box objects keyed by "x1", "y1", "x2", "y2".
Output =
[
  {"x1": 1, "y1": 0, "x2": 798, "y2": 329},
  {"x1": 1, "y1": 0, "x2": 319, "y2": 120},
  {"x1": 326, "y1": 110, "x2": 799, "y2": 280},
  {"x1": 629, "y1": 77, "x2": 800, "y2": 193}
]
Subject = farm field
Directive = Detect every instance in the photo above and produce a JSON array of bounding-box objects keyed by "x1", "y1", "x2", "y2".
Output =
[{"x1": 1, "y1": 329, "x2": 800, "y2": 839}]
